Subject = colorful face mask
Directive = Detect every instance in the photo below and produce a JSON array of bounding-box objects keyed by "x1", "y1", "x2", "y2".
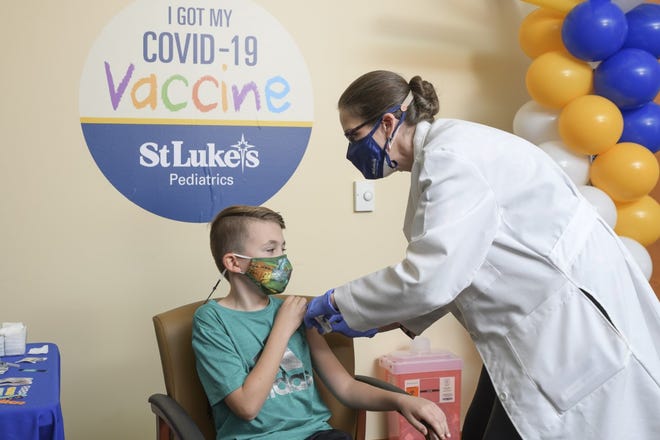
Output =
[
  {"x1": 234, "y1": 254, "x2": 293, "y2": 295},
  {"x1": 345, "y1": 92, "x2": 414, "y2": 180}
]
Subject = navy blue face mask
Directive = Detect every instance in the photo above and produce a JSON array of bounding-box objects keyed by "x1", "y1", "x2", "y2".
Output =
[
  {"x1": 346, "y1": 118, "x2": 395, "y2": 179},
  {"x1": 345, "y1": 92, "x2": 414, "y2": 180}
]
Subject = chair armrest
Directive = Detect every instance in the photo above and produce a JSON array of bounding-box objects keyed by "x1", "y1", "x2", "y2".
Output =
[
  {"x1": 148, "y1": 393, "x2": 206, "y2": 440},
  {"x1": 355, "y1": 375, "x2": 408, "y2": 394}
]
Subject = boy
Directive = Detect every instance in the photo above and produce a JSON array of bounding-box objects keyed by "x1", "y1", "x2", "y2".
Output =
[{"x1": 192, "y1": 205, "x2": 450, "y2": 440}]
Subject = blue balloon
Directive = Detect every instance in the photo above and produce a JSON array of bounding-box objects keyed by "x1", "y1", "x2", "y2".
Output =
[
  {"x1": 620, "y1": 102, "x2": 660, "y2": 153},
  {"x1": 623, "y1": 4, "x2": 660, "y2": 58},
  {"x1": 594, "y1": 48, "x2": 660, "y2": 110},
  {"x1": 562, "y1": 0, "x2": 628, "y2": 62}
]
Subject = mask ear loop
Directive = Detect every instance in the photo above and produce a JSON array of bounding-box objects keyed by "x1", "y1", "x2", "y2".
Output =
[
  {"x1": 204, "y1": 268, "x2": 228, "y2": 303},
  {"x1": 384, "y1": 91, "x2": 414, "y2": 166}
]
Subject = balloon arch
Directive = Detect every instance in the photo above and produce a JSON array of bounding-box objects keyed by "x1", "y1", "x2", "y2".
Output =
[{"x1": 515, "y1": 0, "x2": 660, "y2": 281}]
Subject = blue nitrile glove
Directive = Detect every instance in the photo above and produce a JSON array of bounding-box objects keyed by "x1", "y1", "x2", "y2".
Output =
[
  {"x1": 328, "y1": 314, "x2": 378, "y2": 338},
  {"x1": 304, "y1": 289, "x2": 338, "y2": 333}
]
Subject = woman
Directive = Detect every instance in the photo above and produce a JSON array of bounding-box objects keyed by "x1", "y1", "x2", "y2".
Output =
[{"x1": 304, "y1": 70, "x2": 660, "y2": 439}]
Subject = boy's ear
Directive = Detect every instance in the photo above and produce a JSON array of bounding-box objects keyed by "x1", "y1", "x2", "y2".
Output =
[{"x1": 222, "y1": 253, "x2": 243, "y2": 274}]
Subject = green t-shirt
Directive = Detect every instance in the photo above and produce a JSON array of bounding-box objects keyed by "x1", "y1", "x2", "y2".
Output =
[{"x1": 192, "y1": 297, "x2": 333, "y2": 440}]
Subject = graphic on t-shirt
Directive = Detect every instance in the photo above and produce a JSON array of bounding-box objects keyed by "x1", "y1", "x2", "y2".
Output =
[{"x1": 269, "y1": 347, "x2": 313, "y2": 398}]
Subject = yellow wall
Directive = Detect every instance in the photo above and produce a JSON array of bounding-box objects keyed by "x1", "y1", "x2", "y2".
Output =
[{"x1": 1, "y1": 1, "x2": 535, "y2": 438}]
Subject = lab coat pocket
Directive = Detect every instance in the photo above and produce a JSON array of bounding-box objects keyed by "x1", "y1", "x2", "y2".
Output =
[
  {"x1": 505, "y1": 286, "x2": 630, "y2": 413},
  {"x1": 460, "y1": 260, "x2": 500, "y2": 310}
]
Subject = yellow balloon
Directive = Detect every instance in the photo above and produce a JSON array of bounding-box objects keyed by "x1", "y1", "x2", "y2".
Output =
[
  {"x1": 525, "y1": 51, "x2": 593, "y2": 109},
  {"x1": 520, "y1": 0, "x2": 581, "y2": 14},
  {"x1": 519, "y1": 8, "x2": 566, "y2": 59},
  {"x1": 558, "y1": 95, "x2": 623, "y2": 155},
  {"x1": 590, "y1": 142, "x2": 660, "y2": 202},
  {"x1": 615, "y1": 195, "x2": 660, "y2": 247}
]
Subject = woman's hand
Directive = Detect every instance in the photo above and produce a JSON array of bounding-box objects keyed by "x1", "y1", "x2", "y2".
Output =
[
  {"x1": 327, "y1": 314, "x2": 378, "y2": 338},
  {"x1": 272, "y1": 295, "x2": 307, "y2": 337},
  {"x1": 398, "y1": 394, "x2": 451, "y2": 439},
  {"x1": 304, "y1": 289, "x2": 337, "y2": 332}
]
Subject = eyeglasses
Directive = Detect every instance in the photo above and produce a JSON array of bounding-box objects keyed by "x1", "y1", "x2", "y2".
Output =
[
  {"x1": 343, "y1": 91, "x2": 415, "y2": 141},
  {"x1": 343, "y1": 118, "x2": 376, "y2": 142}
]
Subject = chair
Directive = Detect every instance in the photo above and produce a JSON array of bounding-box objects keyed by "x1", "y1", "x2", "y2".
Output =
[{"x1": 148, "y1": 296, "x2": 404, "y2": 440}]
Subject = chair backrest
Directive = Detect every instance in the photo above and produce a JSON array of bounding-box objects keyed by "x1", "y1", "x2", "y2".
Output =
[{"x1": 152, "y1": 296, "x2": 359, "y2": 440}]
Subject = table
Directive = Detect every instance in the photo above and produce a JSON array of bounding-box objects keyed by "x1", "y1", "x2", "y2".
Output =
[{"x1": 0, "y1": 342, "x2": 65, "y2": 440}]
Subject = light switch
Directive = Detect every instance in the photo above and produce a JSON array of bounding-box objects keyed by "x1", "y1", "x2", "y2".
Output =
[{"x1": 354, "y1": 180, "x2": 375, "y2": 212}]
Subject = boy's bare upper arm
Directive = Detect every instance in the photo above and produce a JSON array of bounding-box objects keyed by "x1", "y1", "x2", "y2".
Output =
[{"x1": 306, "y1": 328, "x2": 353, "y2": 395}]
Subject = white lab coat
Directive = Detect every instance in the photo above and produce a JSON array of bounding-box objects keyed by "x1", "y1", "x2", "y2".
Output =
[{"x1": 334, "y1": 119, "x2": 660, "y2": 439}]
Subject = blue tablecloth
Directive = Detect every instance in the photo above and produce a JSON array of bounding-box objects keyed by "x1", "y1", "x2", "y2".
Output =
[{"x1": 0, "y1": 342, "x2": 65, "y2": 440}]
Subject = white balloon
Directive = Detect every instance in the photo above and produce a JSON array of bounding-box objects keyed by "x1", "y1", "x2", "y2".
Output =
[
  {"x1": 578, "y1": 185, "x2": 617, "y2": 228},
  {"x1": 613, "y1": 0, "x2": 646, "y2": 12},
  {"x1": 619, "y1": 236, "x2": 653, "y2": 281},
  {"x1": 513, "y1": 100, "x2": 560, "y2": 146},
  {"x1": 538, "y1": 140, "x2": 591, "y2": 186}
]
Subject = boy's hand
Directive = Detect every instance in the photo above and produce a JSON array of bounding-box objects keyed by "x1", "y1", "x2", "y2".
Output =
[
  {"x1": 273, "y1": 296, "x2": 307, "y2": 337},
  {"x1": 399, "y1": 395, "x2": 451, "y2": 440}
]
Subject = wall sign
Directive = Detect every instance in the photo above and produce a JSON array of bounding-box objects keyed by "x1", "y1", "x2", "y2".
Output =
[{"x1": 79, "y1": 0, "x2": 313, "y2": 222}]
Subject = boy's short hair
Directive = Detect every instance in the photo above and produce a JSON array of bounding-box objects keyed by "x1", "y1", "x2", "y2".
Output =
[{"x1": 209, "y1": 205, "x2": 286, "y2": 273}]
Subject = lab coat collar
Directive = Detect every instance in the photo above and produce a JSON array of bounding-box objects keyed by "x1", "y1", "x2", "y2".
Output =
[{"x1": 413, "y1": 121, "x2": 432, "y2": 162}]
